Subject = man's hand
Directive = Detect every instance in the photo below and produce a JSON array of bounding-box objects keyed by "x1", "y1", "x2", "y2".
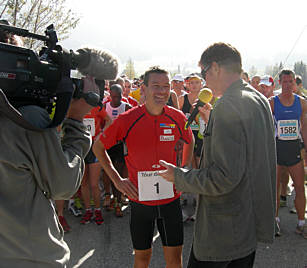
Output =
[
  {"x1": 66, "y1": 76, "x2": 99, "y2": 121},
  {"x1": 114, "y1": 177, "x2": 138, "y2": 200},
  {"x1": 198, "y1": 103, "x2": 212, "y2": 124},
  {"x1": 158, "y1": 160, "x2": 176, "y2": 183}
]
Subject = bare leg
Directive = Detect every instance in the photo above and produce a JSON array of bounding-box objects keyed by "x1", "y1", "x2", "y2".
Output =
[
  {"x1": 288, "y1": 161, "x2": 306, "y2": 220},
  {"x1": 88, "y1": 162, "x2": 102, "y2": 209},
  {"x1": 163, "y1": 245, "x2": 183, "y2": 268},
  {"x1": 134, "y1": 249, "x2": 152, "y2": 268}
]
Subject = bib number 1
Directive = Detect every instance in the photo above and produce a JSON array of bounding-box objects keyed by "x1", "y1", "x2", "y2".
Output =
[{"x1": 138, "y1": 171, "x2": 174, "y2": 201}]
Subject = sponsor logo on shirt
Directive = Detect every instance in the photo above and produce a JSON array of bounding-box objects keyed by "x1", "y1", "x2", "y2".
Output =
[
  {"x1": 164, "y1": 129, "x2": 172, "y2": 134},
  {"x1": 160, "y1": 123, "x2": 175, "y2": 128},
  {"x1": 152, "y1": 164, "x2": 161, "y2": 168},
  {"x1": 160, "y1": 135, "x2": 174, "y2": 141}
]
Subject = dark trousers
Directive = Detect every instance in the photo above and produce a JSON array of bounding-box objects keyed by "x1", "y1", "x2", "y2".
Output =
[{"x1": 187, "y1": 247, "x2": 256, "y2": 268}]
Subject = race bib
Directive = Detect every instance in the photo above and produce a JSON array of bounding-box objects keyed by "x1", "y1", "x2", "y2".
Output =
[
  {"x1": 277, "y1": 120, "x2": 299, "y2": 140},
  {"x1": 138, "y1": 171, "x2": 174, "y2": 201},
  {"x1": 186, "y1": 113, "x2": 199, "y2": 131},
  {"x1": 83, "y1": 118, "x2": 95, "y2": 137}
]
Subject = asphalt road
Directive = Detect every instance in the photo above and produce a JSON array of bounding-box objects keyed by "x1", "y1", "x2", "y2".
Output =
[{"x1": 64, "y1": 191, "x2": 307, "y2": 268}]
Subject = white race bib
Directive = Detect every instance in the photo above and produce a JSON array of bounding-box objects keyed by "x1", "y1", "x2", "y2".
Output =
[
  {"x1": 277, "y1": 120, "x2": 299, "y2": 140},
  {"x1": 83, "y1": 118, "x2": 95, "y2": 137},
  {"x1": 186, "y1": 113, "x2": 199, "y2": 131},
  {"x1": 138, "y1": 171, "x2": 174, "y2": 201}
]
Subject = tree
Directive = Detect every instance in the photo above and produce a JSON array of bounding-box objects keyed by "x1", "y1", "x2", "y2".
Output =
[
  {"x1": 294, "y1": 61, "x2": 307, "y2": 88},
  {"x1": 124, "y1": 58, "x2": 136, "y2": 79},
  {"x1": 0, "y1": 0, "x2": 80, "y2": 50},
  {"x1": 265, "y1": 62, "x2": 283, "y2": 85},
  {"x1": 248, "y1": 65, "x2": 257, "y2": 78}
]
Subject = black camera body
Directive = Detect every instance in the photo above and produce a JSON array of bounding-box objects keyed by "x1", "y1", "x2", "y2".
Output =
[
  {"x1": 0, "y1": 23, "x2": 104, "y2": 117},
  {"x1": 0, "y1": 42, "x2": 62, "y2": 111}
]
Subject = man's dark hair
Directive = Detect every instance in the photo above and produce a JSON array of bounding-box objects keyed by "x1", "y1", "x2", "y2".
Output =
[
  {"x1": 296, "y1": 75, "x2": 302, "y2": 85},
  {"x1": 279, "y1": 69, "x2": 295, "y2": 81},
  {"x1": 110, "y1": 84, "x2": 122, "y2": 94},
  {"x1": 199, "y1": 42, "x2": 242, "y2": 74},
  {"x1": 143, "y1": 66, "x2": 169, "y2": 86}
]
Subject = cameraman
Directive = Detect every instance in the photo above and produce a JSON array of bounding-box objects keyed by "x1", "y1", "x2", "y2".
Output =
[{"x1": 0, "y1": 28, "x2": 98, "y2": 267}]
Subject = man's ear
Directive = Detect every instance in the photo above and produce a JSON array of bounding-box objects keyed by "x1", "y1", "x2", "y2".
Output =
[
  {"x1": 211, "y1": 61, "x2": 220, "y2": 75},
  {"x1": 141, "y1": 83, "x2": 146, "y2": 94}
]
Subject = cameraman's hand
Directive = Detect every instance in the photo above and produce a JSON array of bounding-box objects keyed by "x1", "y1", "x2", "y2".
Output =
[{"x1": 66, "y1": 76, "x2": 99, "y2": 121}]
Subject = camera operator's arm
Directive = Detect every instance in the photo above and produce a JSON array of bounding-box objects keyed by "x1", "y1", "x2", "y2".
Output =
[{"x1": 30, "y1": 76, "x2": 99, "y2": 200}]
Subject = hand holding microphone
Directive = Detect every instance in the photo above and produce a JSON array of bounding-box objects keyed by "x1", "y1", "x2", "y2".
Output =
[{"x1": 184, "y1": 88, "x2": 213, "y2": 130}]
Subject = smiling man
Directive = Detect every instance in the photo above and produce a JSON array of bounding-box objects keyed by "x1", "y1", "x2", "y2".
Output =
[
  {"x1": 159, "y1": 43, "x2": 276, "y2": 268},
  {"x1": 93, "y1": 66, "x2": 194, "y2": 268}
]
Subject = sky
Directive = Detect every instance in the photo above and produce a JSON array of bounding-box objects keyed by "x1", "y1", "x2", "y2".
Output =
[{"x1": 62, "y1": 0, "x2": 307, "y2": 76}]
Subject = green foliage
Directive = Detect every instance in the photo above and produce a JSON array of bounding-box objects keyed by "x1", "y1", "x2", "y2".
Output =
[
  {"x1": 294, "y1": 61, "x2": 307, "y2": 88},
  {"x1": 265, "y1": 62, "x2": 283, "y2": 85},
  {"x1": 0, "y1": 0, "x2": 80, "y2": 50},
  {"x1": 124, "y1": 58, "x2": 136, "y2": 79}
]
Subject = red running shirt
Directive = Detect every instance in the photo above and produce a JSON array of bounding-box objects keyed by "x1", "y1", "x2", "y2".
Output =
[
  {"x1": 100, "y1": 104, "x2": 193, "y2": 206},
  {"x1": 84, "y1": 106, "x2": 108, "y2": 140}
]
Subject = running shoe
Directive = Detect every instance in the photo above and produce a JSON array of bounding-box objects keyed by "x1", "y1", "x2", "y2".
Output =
[
  {"x1": 275, "y1": 220, "x2": 281, "y2": 237},
  {"x1": 80, "y1": 210, "x2": 93, "y2": 224},
  {"x1": 68, "y1": 201, "x2": 82, "y2": 217},
  {"x1": 295, "y1": 224, "x2": 307, "y2": 239},
  {"x1": 58, "y1": 216, "x2": 71, "y2": 232},
  {"x1": 94, "y1": 209, "x2": 104, "y2": 225}
]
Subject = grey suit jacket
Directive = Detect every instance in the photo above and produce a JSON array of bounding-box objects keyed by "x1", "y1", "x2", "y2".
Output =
[{"x1": 174, "y1": 79, "x2": 276, "y2": 261}]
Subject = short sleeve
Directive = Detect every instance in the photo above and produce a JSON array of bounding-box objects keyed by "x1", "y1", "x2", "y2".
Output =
[{"x1": 99, "y1": 115, "x2": 126, "y2": 149}]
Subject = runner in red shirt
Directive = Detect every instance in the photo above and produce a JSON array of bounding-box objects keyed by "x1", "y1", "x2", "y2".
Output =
[
  {"x1": 94, "y1": 66, "x2": 194, "y2": 268},
  {"x1": 80, "y1": 105, "x2": 111, "y2": 225}
]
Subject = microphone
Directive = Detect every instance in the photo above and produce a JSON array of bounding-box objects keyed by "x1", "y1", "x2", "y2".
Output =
[
  {"x1": 49, "y1": 48, "x2": 119, "y2": 128},
  {"x1": 184, "y1": 88, "x2": 213, "y2": 130},
  {"x1": 72, "y1": 48, "x2": 119, "y2": 81}
]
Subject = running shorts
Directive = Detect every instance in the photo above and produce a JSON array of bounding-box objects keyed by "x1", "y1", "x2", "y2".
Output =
[
  {"x1": 276, "y1": 139, "x2": 302, "y2": 166},
  {"x1": 84, "y1": 146, "x2": 98, "y2": 164},
  {"x1": 129, "y1": 198, "x2": 183, "y2": 250}
]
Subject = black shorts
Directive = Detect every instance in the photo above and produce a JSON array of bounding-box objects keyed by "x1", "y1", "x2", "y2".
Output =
[
  {"x1": 276, "y1": 139, "x2": 302, "y2": 166},
  {"x1": 129, "y1": 198, "x2": 183, "y2": 250},
  {"x1": 193, "y1": 131, "x2": 203, "y2": 157},
  {"x1": 107, "y1": 143, "x2": 125, "y2": 163},
  {"x1": 84, "y1": 146, "x2": 98, "y2": 164}
]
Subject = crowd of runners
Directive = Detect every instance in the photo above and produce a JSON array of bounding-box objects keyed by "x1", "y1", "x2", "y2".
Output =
[
  {"x1": 1, "y1": 30, "x2": 306, "y2": 267},
  {"x1": 56, "y1": 66, "x2": 307, "y2": 241}
]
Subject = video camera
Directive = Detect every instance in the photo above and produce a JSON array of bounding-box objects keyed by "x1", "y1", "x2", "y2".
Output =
[{"x1": 0, "y1": 23, "x2": 107, "y2": 114}]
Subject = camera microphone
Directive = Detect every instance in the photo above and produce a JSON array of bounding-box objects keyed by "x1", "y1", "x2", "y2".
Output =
[
  {"x1": 184, "y1": 88, "x2": 213, "y2": 130},
  {"x1": 71, "y1": 48, "x2": 119, "y2": 81},
  {"x1": 49, "y1": 48, "x2": 119, "y2": 128}
]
